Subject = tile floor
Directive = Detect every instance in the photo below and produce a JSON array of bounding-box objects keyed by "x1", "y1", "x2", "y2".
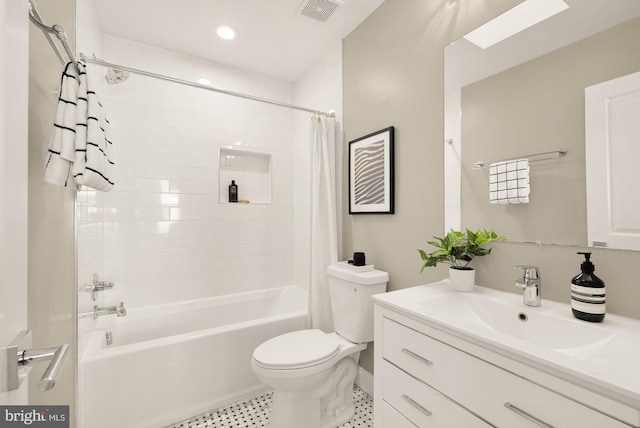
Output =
[{"x1": 167, "y1": 385, "x2": 373, "y2": 428}]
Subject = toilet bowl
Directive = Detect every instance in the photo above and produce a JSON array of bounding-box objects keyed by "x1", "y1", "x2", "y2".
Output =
[
  {"x1": 252, "y1": 330, "x2": 366, "y2": 428},
  {"x1": 251, "y1": 264, "x2": 388, "y2": 428}
]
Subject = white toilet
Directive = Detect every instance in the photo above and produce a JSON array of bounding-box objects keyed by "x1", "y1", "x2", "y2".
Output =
[{"x1": 251, "y1": 263, "x2": 388, "y2": 428}]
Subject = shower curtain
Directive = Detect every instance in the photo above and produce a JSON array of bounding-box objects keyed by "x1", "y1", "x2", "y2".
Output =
[{"x1": 310, "y1": 114, "x2": 338, "y2": 332}]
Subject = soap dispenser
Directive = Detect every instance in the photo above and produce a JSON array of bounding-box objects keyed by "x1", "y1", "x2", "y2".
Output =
[{"x1": 571, "y1": 252, "x2": 605, "y2": 322}]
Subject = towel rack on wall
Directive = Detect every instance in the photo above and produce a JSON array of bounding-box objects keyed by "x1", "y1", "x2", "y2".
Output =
[
  {"x1": 28, "y1": 0, "x2": 79, "y2": 72},
  {"x1": 473, "y1": 148, "x2": 567, "y2": 170}
]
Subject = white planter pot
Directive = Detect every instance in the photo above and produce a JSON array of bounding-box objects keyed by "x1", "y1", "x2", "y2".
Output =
[{"x1": 449, "y1": 267, "x2": 475, "y2": 292}]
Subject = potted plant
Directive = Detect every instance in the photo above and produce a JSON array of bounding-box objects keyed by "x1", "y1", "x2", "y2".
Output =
[{"x1": 418, "y1": 228, "x2": 505, "y2": 291}]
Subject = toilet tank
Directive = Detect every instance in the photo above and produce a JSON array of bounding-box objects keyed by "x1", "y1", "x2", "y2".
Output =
[{"x1": 327, "y1": 264, "x2": 389, "y2": 343}]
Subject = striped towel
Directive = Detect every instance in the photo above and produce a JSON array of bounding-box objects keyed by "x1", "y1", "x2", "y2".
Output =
[
  {"x1": 43, "y1": 62, "x2": 79, "y2": 187},
  {"x1": 44, "y1": 62, "x2": 115, "y2": 191},
  {"x1": 489, "y1": 159, "x2": 529, "y2": 204}
]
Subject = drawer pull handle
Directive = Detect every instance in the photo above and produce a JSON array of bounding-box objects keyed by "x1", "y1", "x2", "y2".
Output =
[
  {"x1": 401, "y1": 348, "x2": 433, "y2": 365},
  {"x1": 504, "y1": 402, "x2": 554, "y2": 428},
  {"x1": 402, "y1": 394, "x2": 432, "y2": 417}
]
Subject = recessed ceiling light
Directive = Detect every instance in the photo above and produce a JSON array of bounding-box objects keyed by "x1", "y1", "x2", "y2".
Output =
[
  {"x1": 197, "y1": 78, "x2": 212, "y2": 86},
  {"x1": 463, "y1": 0, "x2": 569, "y2": 49},
  {"x1": 216, "y1": 25, "x2": 236, "y2": 40}
]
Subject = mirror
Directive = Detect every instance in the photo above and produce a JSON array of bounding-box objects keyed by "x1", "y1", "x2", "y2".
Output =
[{"x1": 444, "y1": 0, "x2": 640, "y2": 249}]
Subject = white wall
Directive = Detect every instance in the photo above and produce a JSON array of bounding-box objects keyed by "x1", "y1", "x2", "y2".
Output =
[
  {"x1": 444, "y1": 88, "x2": 461, "y2": 233},
  {"x1": 92, "y1": 35, "x2": 297, "y2": 308}
]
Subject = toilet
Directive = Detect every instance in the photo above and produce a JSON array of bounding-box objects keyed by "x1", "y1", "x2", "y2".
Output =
[{"x1": 251, "y1": 263, "x2": 388, "y2": 428}]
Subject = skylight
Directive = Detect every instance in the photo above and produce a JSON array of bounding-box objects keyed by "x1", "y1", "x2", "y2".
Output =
[{"x1": 463, "y1": 0, "x2": 569, "y2": 49}]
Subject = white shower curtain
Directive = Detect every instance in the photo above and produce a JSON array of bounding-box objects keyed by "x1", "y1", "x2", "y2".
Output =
[{"x1": 310, "y1": 114, "x2": 339, "y2": 332}]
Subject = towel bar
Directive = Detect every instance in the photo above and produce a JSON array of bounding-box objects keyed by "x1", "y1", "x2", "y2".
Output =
[{"x1": 473, "y1": 148, "x2": 567, "y2": 170}]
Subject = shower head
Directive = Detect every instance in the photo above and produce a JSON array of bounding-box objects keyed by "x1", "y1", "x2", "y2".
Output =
[{"x1": 105, "y1": 67, "x2": 130, "y2": 84}]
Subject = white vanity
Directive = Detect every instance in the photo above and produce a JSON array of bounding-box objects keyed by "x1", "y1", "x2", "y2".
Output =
[{"x1": 372, "y1": 281, "x2": 640, "y2": 427}]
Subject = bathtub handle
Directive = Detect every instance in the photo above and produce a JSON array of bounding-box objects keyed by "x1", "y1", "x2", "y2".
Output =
[
  {"x1": 84, "y1": 272, "x2": 115, "y2": 301},
  {"x1": 1, "y1": 330, "x2": 70, "y2": 392}
]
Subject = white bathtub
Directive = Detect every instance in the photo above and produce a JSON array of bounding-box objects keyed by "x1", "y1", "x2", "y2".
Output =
[{"x1": 80, "y1": 286, "x2": 308, "y2": 428}]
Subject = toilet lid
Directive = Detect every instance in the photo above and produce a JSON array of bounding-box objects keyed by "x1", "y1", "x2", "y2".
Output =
[{"x1": 253, "y1": 330, "x2": 340, "y2": 369}]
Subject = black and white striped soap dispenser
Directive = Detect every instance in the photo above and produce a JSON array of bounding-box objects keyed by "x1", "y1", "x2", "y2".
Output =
[{"x1": 571, "y1": 252, "x2": 606, "y2": 322}]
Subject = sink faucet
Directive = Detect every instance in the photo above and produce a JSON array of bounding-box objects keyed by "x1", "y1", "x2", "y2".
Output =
[{"x1": 513, "y1": 265, "x2": 541, "y2": 307}]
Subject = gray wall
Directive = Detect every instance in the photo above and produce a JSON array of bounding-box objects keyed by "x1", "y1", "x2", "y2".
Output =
[
  {"x1": 461, "y1": 18, "x2": 640, "y2": 246},
  {"x1": 28, "y1": 0, "x2": 76, "y2": 424},
  {"x1": 343, "y1": 0, "x2": 523, "y2": 373},
  {"x1": 343, "y1": 0, "x2": 640, "y2": 375}
]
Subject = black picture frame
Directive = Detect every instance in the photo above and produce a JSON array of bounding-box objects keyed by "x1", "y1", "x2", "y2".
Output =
[{"x1": 348, "y1": 126, "x2": 395, "y2": 214}]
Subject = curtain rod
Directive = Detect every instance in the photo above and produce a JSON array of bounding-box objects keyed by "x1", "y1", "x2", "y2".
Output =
[
  {"x1": 28, "y1": 0, "x2": 79, "y2": 73},
  {"x1": 28, "y1": 0, "x2": 334, "y2": 118},
  {"x1": 79, "y1": 54, "x2": 336, "y2": 118}
]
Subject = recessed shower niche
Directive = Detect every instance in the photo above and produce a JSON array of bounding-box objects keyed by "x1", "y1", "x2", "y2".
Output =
[{"x1": 218, "y1": 148, "x2": 272, "y2": 204}]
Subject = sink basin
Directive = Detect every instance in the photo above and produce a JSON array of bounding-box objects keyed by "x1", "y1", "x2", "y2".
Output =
[
  {"x1": 419, "y1": 292, "x2": 616, "y2": 359},
  {"x1": 373, "y1": 281, "x2": 640, "y2": 409}
]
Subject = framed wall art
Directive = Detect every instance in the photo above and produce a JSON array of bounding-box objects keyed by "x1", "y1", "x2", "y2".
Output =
[{"x1": 348, "y1": 126, "x2": 395, "y2": 214}]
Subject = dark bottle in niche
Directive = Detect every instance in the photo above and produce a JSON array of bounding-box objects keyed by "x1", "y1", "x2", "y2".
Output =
[
  {"x1": 571, "y1": 252, "x2": 606, "y2": 322},
  {"x1": 229, "y1": 180, "x2": 238, "y2": 203}
]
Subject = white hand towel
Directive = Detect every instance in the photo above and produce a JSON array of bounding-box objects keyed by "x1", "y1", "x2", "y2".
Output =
[
  {"x1": 490, "y1": 159, "x2": 529, "y2": 204},
  {"x1": 43, "y1": 62, "x2": 115, "y2": 192},
  {"x1": 72, "y1": 62, "x2": 115, "y2": 191},
  {"x1": 43, "y1": 62, "x2": 80, "y2": 187}
]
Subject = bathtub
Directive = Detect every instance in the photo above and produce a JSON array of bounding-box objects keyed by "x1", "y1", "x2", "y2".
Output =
[{"x1": 80, "y1": 286, "x2": 308, "y2": 428}]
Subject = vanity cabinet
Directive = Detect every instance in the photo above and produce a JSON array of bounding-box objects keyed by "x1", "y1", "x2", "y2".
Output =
[
  {"x1": 374, "y1": 304, "x2": 635, "y2": 428},
  {"x1": 381, "y1": 360, "x2": 491, "y2": 427}
]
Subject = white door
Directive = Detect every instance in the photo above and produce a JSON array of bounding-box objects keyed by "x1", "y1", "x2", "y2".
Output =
[
  {"x1": 0, "y1": 0, "x2": 29, "y2": 404},
  {"x1": 585, "y1": 71, "x2": 640, "y2": 250}
]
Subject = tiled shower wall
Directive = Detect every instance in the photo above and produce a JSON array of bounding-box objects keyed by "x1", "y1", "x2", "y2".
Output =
[{"x1": 95, "y1": 35, "x2": 297, "y2": 308}]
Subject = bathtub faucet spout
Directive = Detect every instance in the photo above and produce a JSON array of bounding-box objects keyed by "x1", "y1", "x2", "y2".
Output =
[{"x1": 79, "y1": 302, "x2": 127, "y2": 319}]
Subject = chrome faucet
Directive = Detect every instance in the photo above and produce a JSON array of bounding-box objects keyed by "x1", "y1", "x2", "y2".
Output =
[
  {"x1": 84, "y1": 273, "x2": 115, "y2": 301},
  {"x1": 79, "y1": 302, "x2": 127, "y2": 319},
  {"x1": 513, "y1": 265, "x2": 541, "y2": 307}
]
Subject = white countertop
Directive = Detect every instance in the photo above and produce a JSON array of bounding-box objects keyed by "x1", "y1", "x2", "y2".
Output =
[{"x1": 373, "y1": 281, "x2": 640, "y2": 410}]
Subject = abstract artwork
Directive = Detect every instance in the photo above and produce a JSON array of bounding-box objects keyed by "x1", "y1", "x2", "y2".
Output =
[{"x1": 348, "y1": 127, "x2": 394, "y2": 214}]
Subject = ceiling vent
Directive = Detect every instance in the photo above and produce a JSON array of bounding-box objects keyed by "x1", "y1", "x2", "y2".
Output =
[{"x1": 298, "y1": 0, "x2": 345, "y2": 22}]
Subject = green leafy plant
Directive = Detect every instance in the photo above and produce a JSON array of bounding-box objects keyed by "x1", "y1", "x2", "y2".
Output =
[{"x1": 418, "y1": 229, "x2": 505, "y2": 272}]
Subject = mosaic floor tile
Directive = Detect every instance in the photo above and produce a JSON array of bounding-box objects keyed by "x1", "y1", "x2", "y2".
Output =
[{"x1": 167, "y1": 385, "x2": 373, "y2": 428}]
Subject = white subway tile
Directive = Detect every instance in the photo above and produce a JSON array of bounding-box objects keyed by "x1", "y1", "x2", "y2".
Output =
[
  {"x1": 144, "y1": 192, "x2": 194, "y2": 207},
  {"x1": 143, "y1": 220, "x2": 194, "y2": 235},
  {"x1": 103, "y1": 221, "x2": 146, "y2": 237},
  {"x1": 103, "y1": 191, "x2": 143, "y2": 207},
  {"x1": 104, "y1": 250, "x2": 146, "y2": 267},
  {"x1": 97, "y1": 35, "x2": 318, "y2": 303},
  {"x1": 169, "y1": 179, "x2": 217, "y2": 194}
]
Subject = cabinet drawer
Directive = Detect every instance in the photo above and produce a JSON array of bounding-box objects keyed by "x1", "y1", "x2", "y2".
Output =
[
  {"x1": 382, "y1": 361, "x2": 492, "y2": 428},
  {"x1": 381, "y1": 401, "x2": 418, "y2": 428},
  {"x1": 383, "y1": 318, "x2": 628, "y2": 428}
]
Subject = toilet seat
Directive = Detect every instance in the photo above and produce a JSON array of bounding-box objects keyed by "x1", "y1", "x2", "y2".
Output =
[{"x1": 252, "y1": 329, "x2": 340, "y2": 370}]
